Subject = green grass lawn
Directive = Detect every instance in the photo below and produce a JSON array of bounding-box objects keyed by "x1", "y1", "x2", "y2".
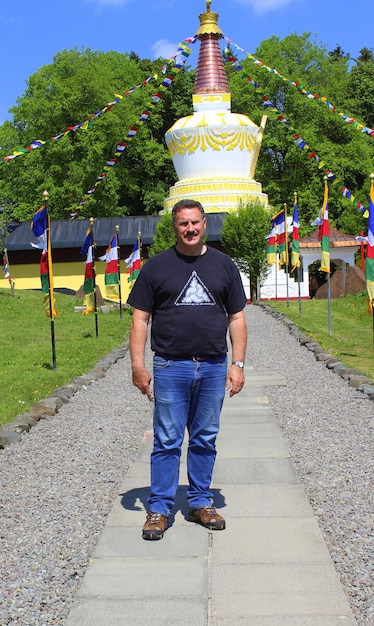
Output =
[
  {"x1": 0, "y1": 287, "x2": 131, "y2": 427},
  {"x1": 268, "y1": 292, "x2": 374, "y2": 381},
  {"x1": 1, "y1": 287, "x2": 373, "y2": 428}
]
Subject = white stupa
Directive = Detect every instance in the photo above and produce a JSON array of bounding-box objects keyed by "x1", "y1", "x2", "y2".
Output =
[{"x1": 164, "y1": 0, "x2": 268, "y2": 213}]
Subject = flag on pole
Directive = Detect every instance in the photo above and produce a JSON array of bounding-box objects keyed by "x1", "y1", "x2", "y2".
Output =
[
  {"x1": 291, "y1": 200, "x2": 300, "y2": 272},
  {"x1": 31, "y1": 204, "x2": 47, "y2": 251},
  {"x1": 265, "y1": 221, "x2": 277, "y2": 265},
  {"x1": 271, "y1": 208, "x2": 287, "y2": 267},
  {"x1": 99, "y1": 233, "x2": 120, "y2": 300},
  {"x1": 125, "y1": 236, "x2": 141, "y2": 282},
  {"x1": 31, "y1": 203, "x2": 57, "y2": 317},
  {"x1": 365, "y1": 182, "x2": 374, "y2": 308},
  {"x1": 312, "y1": 180, "x2": 330, "y2": 273},
  {"x1": 357, "y1": 179, "x2": 374, "y2": 310},
  {"x1": 2, "y1": 249, "x2": 15, "y2": 290},
  {"x1": 80, "y1": 228, "x2": 95, "y2": 314}
]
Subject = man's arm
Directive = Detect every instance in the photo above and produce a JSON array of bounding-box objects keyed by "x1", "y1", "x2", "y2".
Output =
[
  {"x1": 226, "y1": 310, "x2": 247, "y2": 397},
  {"x1": 129, "y1": 308, "x2": 153, "y2": 401}
]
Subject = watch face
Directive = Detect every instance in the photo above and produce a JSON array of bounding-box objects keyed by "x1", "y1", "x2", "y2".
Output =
[{"x1": 233, "y1": 361, "x2": 244, "y2": 368}]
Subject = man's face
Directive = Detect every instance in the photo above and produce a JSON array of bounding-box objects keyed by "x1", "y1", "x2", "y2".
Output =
[{"x1": 172, "y1": 207, "x2": 206, "y2": 252}]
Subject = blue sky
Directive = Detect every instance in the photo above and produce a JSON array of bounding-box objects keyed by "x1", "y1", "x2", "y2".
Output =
[{"x1": 0, "y1": 0, "x2": 372, "y2": 125}]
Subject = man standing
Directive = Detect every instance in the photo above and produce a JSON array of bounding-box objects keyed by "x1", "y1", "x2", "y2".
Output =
[{"x1": 127, "y1": 199, "x2": 247, "y2": 540}]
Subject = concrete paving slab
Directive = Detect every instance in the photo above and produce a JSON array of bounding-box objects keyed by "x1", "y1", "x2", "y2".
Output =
[
  {"x1": 65, "y1": 597, "x2": 208, "y2": 626},
  {"x1": 77, "y1": 556, "x2": 208, "y2": 598},
  {"x1": 217, "y1": 484, "x2": 314, "y2": 518},
  {"x1": 211, "y1": 563, "x2": 355, "y2": 621},
  {"x1": 209, "y1": 618, "x2": 356, "y2": 626},
  {"x1": 245, "y1": 372, "x2": 287, "y2": 386},
  {"x1": 222, "y1": 393, "x2": 271, "y2": 408},
  {"x1": 217, "y1": 436, "x2": 290, "y2": 458},
  {"x1": 219, "y1": 407, "x2": 275, "y2": 424},
  {"x1": 213, "y1": 458, "x2": 299, "y2": 484},
  {"x1": 218, "y1": 422, "x2": 285, "y2": 438},
  {"x1": 92, "y1": 525, "x2": 209, "y2": 558},
  {"x1": 211, "y1": 517, "x2": 332, "y2": 565}
]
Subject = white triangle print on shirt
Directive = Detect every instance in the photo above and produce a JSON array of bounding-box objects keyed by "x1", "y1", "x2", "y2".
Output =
[{"x1": 175, "y1": 271, "x2": 216, "y2": 306}]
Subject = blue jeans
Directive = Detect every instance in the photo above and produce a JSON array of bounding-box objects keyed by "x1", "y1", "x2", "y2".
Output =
[{"x1": 149, "y1": 355, "x2": 227, "y2": 516}]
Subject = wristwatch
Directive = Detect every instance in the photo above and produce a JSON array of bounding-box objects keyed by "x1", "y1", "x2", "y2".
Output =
[{"x1": 232, "y1": 361, "x2": 244, "y2": 368}]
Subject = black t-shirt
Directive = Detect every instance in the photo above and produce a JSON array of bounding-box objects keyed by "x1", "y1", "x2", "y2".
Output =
[{"x1": 127, "y1": 246, "x2": 246, "y2": 357}]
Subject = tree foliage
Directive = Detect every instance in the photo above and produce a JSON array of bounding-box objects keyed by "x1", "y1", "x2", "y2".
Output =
[
  {"x1": 148, "y1": 212, "x2": 175, "y2": 256},
  {"x1": 0, "y1": 34, "x2": 373, "y2": 242},
  {"x1": 220, "y1": 202, "x2": 270, "y2": 301}
]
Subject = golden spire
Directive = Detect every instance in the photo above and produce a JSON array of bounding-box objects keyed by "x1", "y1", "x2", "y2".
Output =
[
  {"x1": 195, "y1": 1, "x2": 224, "y2": 37},
  {"x1": 194, "y1": 0, "x2": 229, "y2": 95}
]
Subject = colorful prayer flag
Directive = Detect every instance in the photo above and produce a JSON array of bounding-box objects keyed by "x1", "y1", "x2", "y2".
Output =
[
  {"x1": 125, "y1": 237, "x2": 141, "y2": 283},
  {"x1": 313, "y1": 181, "x2": 330, "y2": 273},
  {"x1": 31, "y1": 204, "x2": 48, "y2": 251},
  {"x1": 365, "y1": 181, "x2": 374, "y2": 308},
  {"x1": 80, "y1": 228, "x2": 95, "y2": 314},
  {"x1": 99, "y1": 233, "x2": 120, "y2": 301},
  {"x1": 271, "y1": 208, "x2": 287, "y2": 267},
  {"x1": 31, "y1": 203, "x2": 57, "y2": 317},
  {"x1": 291, "y1": 200, "x2": 300, "y2": 272},
  {"x1": 265, "y1": 222, "x2": 277, "y2": 265}
]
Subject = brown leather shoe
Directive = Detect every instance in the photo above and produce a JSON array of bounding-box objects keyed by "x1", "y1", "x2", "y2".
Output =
[
  {"x1": 189, "y1": 505, "x2": 226, "y2": 530},
  {"x1": 142, "y1": 512, "x2": 168, "y2": 540}
]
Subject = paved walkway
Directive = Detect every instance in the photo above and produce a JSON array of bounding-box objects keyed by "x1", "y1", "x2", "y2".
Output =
[{"x1": 65, "y1": 366, "x2": 357, "y2": 625}]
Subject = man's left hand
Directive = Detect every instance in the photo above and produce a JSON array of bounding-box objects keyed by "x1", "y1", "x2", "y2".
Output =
[{"x1": 226, "y1": 365, "x2": 245, "y2": 397}]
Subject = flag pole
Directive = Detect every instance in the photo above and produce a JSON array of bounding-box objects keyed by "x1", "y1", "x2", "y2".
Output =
[
  {"x1": 370, "y1": 173, "x2": 374, "y2": 351},
  {"x1": 43, "y1": 190, "x2": 57, "y2": 370},
  {"x1": 138, "y1": 230, "x2": 142, "y2": 260},
  {"x1": 284, "y1": 203, "x2": 289, "y2": 307},
  {"x1": 294, "y1": 192, "x2": 302, "y2": 316},
  {"x1": 116, "y1": 224, "x2": 123, "y2": 319},
  {"x1": 3, "y1": 248, "x2": 15, "y2": 296},
  {"x1": 322, "y1": 175, "x2": 332, "y2": 336},
  {"x1": 90, "y1": 217, "x2": 99, "y2": 339}
]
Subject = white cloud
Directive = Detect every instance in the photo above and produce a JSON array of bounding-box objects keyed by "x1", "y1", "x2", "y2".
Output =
[
  {"x1": 151, "y1": 38, "x2": 179, "y2": 60},
  {"x1": 235, "y1": 0, "x2": 295, "y2": 14}
]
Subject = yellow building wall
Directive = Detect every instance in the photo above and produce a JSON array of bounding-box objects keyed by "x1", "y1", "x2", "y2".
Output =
[{"x1": 2, "y1": 261, "x2": 135, "y2": 301}]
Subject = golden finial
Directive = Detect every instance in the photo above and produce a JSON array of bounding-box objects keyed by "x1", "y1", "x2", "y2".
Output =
[
  {"x1": 196, "y1": 1, "x2": 223, "y2": 36},
  {"x1": 370, "y1": 172, "x2": 374, "y2": 184},
  {"x1": 89, "y1": 216, "x2": 94, "y2": 226},
  {"x1": 43, "y1": 189, "x2": 49, "y2": 201}
]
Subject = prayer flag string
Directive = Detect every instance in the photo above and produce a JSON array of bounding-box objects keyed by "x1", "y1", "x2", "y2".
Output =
[
  {"x1": 225, "y1": 49, "x2": 368, "y2": 216},
  {"x1": 224, "y1": 36, "x2": 374, "y2": 140},
  {"x1": 74, "y1": 39, "x2": 195, "y2": 216},
  {"x1": 2, "y1": 38, "x2": 196, "y2": 164}
]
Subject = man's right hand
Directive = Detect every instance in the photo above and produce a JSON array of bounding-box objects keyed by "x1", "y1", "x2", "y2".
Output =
[{"x1": 132, "y1": 366, "x2": 153, "y2": 401}]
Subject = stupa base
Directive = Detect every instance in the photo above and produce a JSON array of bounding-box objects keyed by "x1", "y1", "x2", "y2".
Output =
[{"x1": 164, "y1": 177, "x2": 268, "y2": 213}]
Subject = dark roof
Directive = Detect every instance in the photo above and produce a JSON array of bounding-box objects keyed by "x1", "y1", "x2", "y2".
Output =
[
  {"x1": 300, "y1": 226, "x2": 359, "y2": 248},
  {"x1": 5, "y1": 213, "x2": 228, "y2": 251}
]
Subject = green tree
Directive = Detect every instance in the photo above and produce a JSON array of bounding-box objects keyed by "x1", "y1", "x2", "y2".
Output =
[
  {"x1": 0, "y1": 49, "x2": 193, "y2": 221},
  {"x1": 220, "y1": 202, "x2": 270, "y2": 302},
  {"x1": 228, "y1": 33, "x2": 374, "y2": 237},
  {"x1": 148, "y1": 211, "x2": 175, "y2": 256},
  {"x1": 347, "y1": 47, "x2": 374, "y2": 128}
]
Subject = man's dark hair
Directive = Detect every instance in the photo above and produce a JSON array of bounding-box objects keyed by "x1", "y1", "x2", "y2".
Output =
[{"x1": 172, "y1": 199, "x2": 205, "y2": 224}]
